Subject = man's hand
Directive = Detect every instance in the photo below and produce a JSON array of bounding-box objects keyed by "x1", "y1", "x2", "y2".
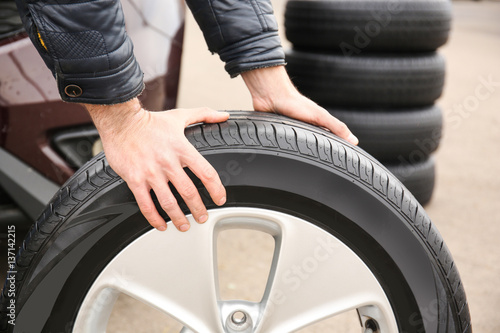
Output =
[
  {"x1": 84, "y1": 98, "x2": 229, "y2": 232},
  {"x1": 241, "y1": 66, "x2": 359, "y2": 146}
]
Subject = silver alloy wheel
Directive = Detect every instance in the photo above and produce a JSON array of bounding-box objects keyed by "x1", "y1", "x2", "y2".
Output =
[{"x1": 73, "y1": 207, "x2": 398, "y2": 332}]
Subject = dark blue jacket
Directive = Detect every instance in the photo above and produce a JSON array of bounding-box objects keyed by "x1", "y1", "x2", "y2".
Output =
[{"x1": 14, "y1": 0, "x2": 285, "y2": 104}]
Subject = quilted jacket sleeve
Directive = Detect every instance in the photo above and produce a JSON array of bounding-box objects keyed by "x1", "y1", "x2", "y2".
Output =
[
  {"x1": 14, "y1": 0, "x2": 144, "y2": 104},
  {"x1": 185, "y1": 0, "x2": 286, "y2": 77},
  {"x1": 15, "y1": 0, "x2": 284, "y2": 104}
]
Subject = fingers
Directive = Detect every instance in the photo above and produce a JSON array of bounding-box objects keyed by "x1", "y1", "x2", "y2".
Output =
[
  {"x1": 131, "y1": 185, "x2": 168, "y2": 231},
  {"x1": 152, "y1": 181, "x2": 192, "y2": 232},
  {"x1": 183, "y1": 108, "x2": 230, "y2": 127},
  {"x1": 317, "y1": 110, "x2": 359, "y2": 146},
  {"x1": 168, "y1": 170, "x2": 210, "y2": 226},
  {"x1": 184, "y1": 144, "x2": 227, "y2": 207},
  {"x1": 153, "y1": 159, "x2": 224, "y2": 232},
  {"x1": 180, "y1": 107, "x2": 228, "y2": 204},
  {"x1": 114, "y1": 108, "x2": 230, "y2": 233},
  {"x1": 131, "y1": 157, "x2": 222, "y2": 233},
  {"x1": 159, "y1": 140, "x2": 226, "y2": 230},
  {"x1": 151, "y1": 161, "x2": 224, "y2": 232},
  {"x1": 129, "y1": 174, "x2": 207, "y2": 232},
  {"x1": 295, "y1": 98, "x2": 359, "y2": 146}
]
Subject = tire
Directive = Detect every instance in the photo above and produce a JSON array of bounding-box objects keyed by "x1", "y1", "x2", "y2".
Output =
[
  {"x1": 329, "y1": 106, "x2": 443, "y2": 161},
  {"x1": 0, "y1": 112, "x2": 470, "y2": 332},
  {"x1": 386, "y1": 157, "x2": 436, "y2": 206},
  {"x1": 285, "y1": 0, "x2": 452, "y2": 53},
  {"x1": 286, "y1": 49, "x2": 446, "y2": 108}
]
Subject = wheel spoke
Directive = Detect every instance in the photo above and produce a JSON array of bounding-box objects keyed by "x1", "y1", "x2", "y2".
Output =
[
  {"x1": 75, "y1": 216, "x2": 223, "y2": 332},
  {"x1": 254, "y1": 214, "x2": 397, "y2": 332}
]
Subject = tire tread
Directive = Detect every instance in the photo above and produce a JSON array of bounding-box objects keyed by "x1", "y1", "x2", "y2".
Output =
[
  {"x1": 286, "y1": 50, "x2": 446, "y2": 108},
  {"x1": 284, "y1": 0, "x2": 452, "y2": 52}
]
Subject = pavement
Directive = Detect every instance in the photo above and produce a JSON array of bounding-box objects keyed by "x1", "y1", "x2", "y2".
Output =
[
  {"x1": 1, "y1": 1, "x2": 499, "y2": 332},
  {"x1": 421, "y1": 2, "x2": 500, "y2": 331}
]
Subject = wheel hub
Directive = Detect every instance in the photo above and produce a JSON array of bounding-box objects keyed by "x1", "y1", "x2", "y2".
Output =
[{"x1": 226, "y1": 310, "x2": 252, "y2": 332}]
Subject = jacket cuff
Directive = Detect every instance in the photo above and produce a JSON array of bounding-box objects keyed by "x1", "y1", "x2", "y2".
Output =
[
  {"x1": 57, "y1": 55, "x2": 144, "y2": 105},
  {"x1": 16, "y1": 0, "x2": 145, "y2": 105},
  {"x1": 220, "y1": 32, "x2": 286, "y2": 78}
]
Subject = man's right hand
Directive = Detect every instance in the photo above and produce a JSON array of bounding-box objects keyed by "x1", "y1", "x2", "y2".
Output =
[{"x1": 84, "y1": 98, "x2": 229, "y2": 232}]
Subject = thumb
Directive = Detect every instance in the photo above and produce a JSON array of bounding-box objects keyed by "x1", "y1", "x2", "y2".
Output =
[{"x1": 185, "y1": 108, "x2": 230, "y2": 126}]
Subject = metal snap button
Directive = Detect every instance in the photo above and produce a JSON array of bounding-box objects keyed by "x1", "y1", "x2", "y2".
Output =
[{"x1": 64, "y1": 84, "x2": 83, "y2": 98}]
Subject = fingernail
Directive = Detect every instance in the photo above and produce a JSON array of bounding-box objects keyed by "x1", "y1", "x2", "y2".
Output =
[
  {"x1": 157, "y1": 225, "x2": 167, "y2": 232},
  {"x1": 218, "y1": 197, "x2": 226, "y2": 206},
  {"x1": 180, "y1": 224, "x2": 190, "y2": 232},
  {"x1": 199, "y1": 214, "x2": 208, "y2": 223},
  {"x1": 347, "y1": 134, "x2": 359, "y2": 145}
]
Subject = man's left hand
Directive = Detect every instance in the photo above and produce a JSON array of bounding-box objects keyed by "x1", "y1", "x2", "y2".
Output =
[{"x1": 241, "y1": 66, "x2": 359, "y2": 146}]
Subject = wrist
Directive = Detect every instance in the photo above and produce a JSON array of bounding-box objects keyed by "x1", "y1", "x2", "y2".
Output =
[
  {"x1": 241, "y1": 66, "x2": 296, "y2": 111},
  {"x1": 83, "y1": 98, "x2": 146, "y2": 138}
]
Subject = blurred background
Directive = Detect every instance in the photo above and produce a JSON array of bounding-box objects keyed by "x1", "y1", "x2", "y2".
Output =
[{"x1": 176, "y1": 0, "x2": 500, "y2": 331}]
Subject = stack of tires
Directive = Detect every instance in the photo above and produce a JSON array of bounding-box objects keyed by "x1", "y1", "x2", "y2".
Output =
[{"x1": 284, "y1": 0, "x2": 452, "y2": 205}]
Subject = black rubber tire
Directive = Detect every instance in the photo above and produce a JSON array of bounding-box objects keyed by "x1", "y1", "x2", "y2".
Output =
[
  {"x1": 285, "y1": 0, "x2": 452, "y2": 53},
  {"x1": 286, "y1": 49, "x2": 446, "y2": 108},
  {"x1": 386, "y1": 157, "x2": 436, "y2": 206},
  {"x1": 0, "y1": 112, "x2": 470, "y2": 332},
  {"x1": 329, "y1": 106, "x2": 443, "y2": 161}
]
